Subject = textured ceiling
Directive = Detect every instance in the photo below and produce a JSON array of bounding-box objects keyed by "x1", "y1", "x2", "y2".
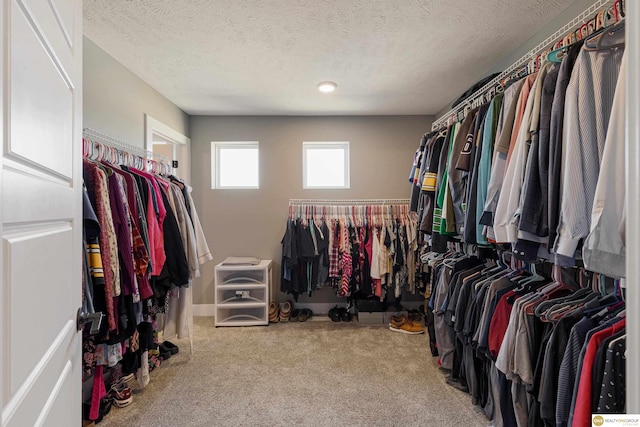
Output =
[{"x1": 83, "y1": 0, "x2": 575, "y2": 116}]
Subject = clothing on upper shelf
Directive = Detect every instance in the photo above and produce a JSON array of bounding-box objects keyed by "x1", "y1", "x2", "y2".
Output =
[{"x1": 411, "y1": 27, "x2": 627, "y2": 277}]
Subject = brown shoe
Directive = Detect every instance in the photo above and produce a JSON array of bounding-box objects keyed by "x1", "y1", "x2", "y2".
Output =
[
  {"x1": 279, "y1": 300, "x2": 293, "y2": 322},
  {"x1": 269, "y1": 301, "x2": 280, "y2": 323},
  {"x1": 389, "y1": 321, "x2": 424, "y2": 335},
  {"x1": 389, "y1": 314, "x2": 408, "y2": 324}
]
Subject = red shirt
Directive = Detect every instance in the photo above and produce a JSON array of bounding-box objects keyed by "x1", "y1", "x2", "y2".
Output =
[
  {"x1": 572, "y1": 317, "x2": 626, "y2": 426},
  {"x1": 488, "y1": 289, "x2": 519, "y2": 357}
]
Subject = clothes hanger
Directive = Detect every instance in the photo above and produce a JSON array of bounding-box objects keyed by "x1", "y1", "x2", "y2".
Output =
[
  {"x1": 584, "y1": 20, "x2": 625, "y2": 51},
  {"x1": 533, "y1": 287, "x2": 594, "y2": 316},
  {"x1": 608, "y1": 333, "x2": 626, "y2": 349}
]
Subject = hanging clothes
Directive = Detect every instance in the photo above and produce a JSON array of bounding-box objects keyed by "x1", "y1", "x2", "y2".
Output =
[{"x1": 81, "y1": 134, "x2": 212, "y2": 404}]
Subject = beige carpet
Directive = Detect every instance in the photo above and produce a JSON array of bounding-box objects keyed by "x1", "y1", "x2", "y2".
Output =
[{"x1": 99, "y1": 317, "x2": 490, "y2": 427}]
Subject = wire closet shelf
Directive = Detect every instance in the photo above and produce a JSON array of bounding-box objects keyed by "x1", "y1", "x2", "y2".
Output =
[
  {"x1": 431, "y1": 0, "x2": 622, "y2": 130},
  {"x1": 82, "y1": 127, "x2": 169, "y2": 163},
  {"x1": 288, "y1": 199, "x2": 410, "y2": 206},
  {"x1": 83, "y1": 127, "x2": 172, "y2": 174}
]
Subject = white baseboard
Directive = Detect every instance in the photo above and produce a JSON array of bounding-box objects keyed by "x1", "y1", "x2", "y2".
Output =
[
  {"x1": 193, "y1": 304, "x2": 216, "y2": 317},
  {"x1": 193, "y1": 301, "x2": 423, "y2": 319}
]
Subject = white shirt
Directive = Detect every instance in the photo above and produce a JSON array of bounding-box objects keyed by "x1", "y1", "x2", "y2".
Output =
[
  {"x1": 494, "y1": 65, "x2": 549, "y2": 243},
  {"x1": 554, "y1": 44, "x2": 624, "y2": 258},
  {"x1": 583, "y1": 51, "x2": 626, "y2": 278}
]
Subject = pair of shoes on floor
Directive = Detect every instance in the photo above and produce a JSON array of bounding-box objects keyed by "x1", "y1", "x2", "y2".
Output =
[
  {"x1": 389, "y1": 315, "x2": 424, "y2": 335},
  {"x1": 158, "y1": 341, "x2": 178, "y2": 360},
  {"x1": 82, "y1": 396, "x2": 114, "y2": 424},
  {"x1": 109, "y1": 381, "x2": 133, "y2": 408},
  {"x1": 112, "y1": 372, "x2": 135, "y2": 388},
  {"x1": 289, "y1": 308, "x2": 313, "y2": 322},
  {"x1": 328, "y1": 306, "x2": 352, "y2": 322},
  {"x1": 408, "y1": 309, "x2": 422, "y2": 323},
  {"x1": 269, "y1": 301, "x2": 280, "y2": 323},
  {"x1": 279, "y1": 300, "x2": 294, "y2": 322}
]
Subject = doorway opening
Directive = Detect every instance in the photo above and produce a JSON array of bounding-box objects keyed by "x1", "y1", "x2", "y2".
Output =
[{"x1": 145, "y1": 114, "x2": 191, "y2": 183}]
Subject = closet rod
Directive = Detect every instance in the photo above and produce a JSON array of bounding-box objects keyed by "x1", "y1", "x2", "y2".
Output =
[
  {"x1": 431, "y1": 0, "x2": 616, "y2": 130},
  {"x1": 83, "y1": 127, "x2": 169, "y2": 163},
  {"x1": 288, "y1": 199, "x2": 409, "y2": 206}
]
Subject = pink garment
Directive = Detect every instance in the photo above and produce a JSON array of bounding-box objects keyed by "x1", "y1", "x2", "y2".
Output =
[
  {"x1": 373, "y1": 279, "x2": 383, "y2": 300},
  {"x1": 126, "y1": 168, "x2": 166, "y2": 275},
  {"x1": 505, "y1": 73, "x2": 537, "y2": 170},
  {"x1": 128, "y1": 168, "x2": 167, "y2": 225},
  {"x1": 89, "y1": 365, "x2": 106, "y2": 420},
  {"x1": 340, "y1": 225, "x2": 351, "y2": 297}
]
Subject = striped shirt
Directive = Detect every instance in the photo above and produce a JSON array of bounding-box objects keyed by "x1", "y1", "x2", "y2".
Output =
[
  {"x1": 583, "y1": 51, "x2": 627, "y2": 278},
  {"x1": 554, "y1": 41, "x2": 625, "y2": 259}
]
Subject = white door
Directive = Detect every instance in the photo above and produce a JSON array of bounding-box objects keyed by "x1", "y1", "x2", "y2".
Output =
[{"x1": 1, "y1": 0, "x2": 82, "y2": 426}]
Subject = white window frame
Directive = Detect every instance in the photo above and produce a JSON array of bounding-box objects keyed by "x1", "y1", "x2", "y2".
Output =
[
  {"x1": 211, "y1": 141, "x2": 259, "y2": 189},
  {"x1": 302, "y1": 141, "x2": 350, "y2": 189}
]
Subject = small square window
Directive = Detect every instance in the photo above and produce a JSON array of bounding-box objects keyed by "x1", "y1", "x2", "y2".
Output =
[
  {"x1": 303, "y1": 142, "x2": 350, "y2": 189},
  {"x1": 211, "y1": 142, "x2": 259, "y2": 189}
]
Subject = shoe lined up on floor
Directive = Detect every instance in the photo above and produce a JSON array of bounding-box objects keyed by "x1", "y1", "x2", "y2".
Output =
[
  {"x1": 158, "y1": 343, "x2": 172, "y2": 360},
  {"x1": 298, "y1": 308, "x2": 312, "y2": 321},
  {"x1": 328, "y1": 306, "x2": 352, "y2": 322},
  {"x1": 269, "y1": 301, "x2": 280, "y2": 323},
  {"x1": 279, "y1": 300, "x2": 293, "y2": 322},
  {"x1": 270, "y1": 301, "x2": 312, "y2": 323},
  {"x1": 388, "y1": 314, "x2": 424, "y2": 335},
  {"x1": 109, "y1": 381, "x2": 133, "y2": 408},
  {"x1": 162, "y1": 341, "x2": 179, "y2": 355}
]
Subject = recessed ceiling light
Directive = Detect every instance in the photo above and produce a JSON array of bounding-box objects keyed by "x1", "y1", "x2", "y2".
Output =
[{"x1": 317, "y1": 81, "x2": 337, "y2": 93}]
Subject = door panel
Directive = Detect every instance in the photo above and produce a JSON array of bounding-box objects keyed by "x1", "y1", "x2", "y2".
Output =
[
  {"x1": 3, "y1": 165, "x2": 75, "y2": 223},
  {"x1": 4, "y1": 223, "x2": 74, "y2": 396},
  {"x1": 1, "y1": 0, "x2": 81, "y2": 425},
  {"x1": 9, "y1": 1, "x2": 74, "y2": 179},
  {"x1": 47, "y1": 0, "x2": 75, "y2": 49}
]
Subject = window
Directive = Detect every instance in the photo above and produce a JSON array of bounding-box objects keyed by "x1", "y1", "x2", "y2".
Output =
[
  {"x1": 211, "y1": 141, "x2": 259, "y2": 189},
  {"x1": 303, "y1": 142, "x2": 350, "y2": 189}
]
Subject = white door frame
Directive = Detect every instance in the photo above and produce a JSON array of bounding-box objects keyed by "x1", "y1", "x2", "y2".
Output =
[
  {"x1": 625, "y1": 0, "x2": 639, "y2": 413},
  {"x1": 144, "y1": 114, "x2": 191, "y2": 183}
]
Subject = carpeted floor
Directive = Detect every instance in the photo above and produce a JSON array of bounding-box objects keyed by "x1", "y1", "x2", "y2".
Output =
[{"x1": 99, "y1": 317, "x2": 490, "y2": 427}]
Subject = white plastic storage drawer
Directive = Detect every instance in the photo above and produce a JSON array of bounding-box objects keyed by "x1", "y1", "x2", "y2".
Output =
[
  {"x1": 214, "y1": 259, "x2": 272, "y2": 327},
  {"x1": 215, "y1": 306, "x2": 268, "y2": 327},
  {"x1": 216, "y1": 269, "x2": 266, "y2": 285},
  {"x1": 216, "y1": 287, "x2": 267, "y2": 305}
]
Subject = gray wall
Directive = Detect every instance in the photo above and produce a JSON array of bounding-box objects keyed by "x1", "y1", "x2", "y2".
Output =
[
  {"x1": 83, "y1": 37, "x2": 190, "y2": 147},
  {"x1": 434, "y1": 0, "x2": 596, "y2": 119},
  {"x1": 190, "y1": 115, "x2": 432, "y2": 306}
]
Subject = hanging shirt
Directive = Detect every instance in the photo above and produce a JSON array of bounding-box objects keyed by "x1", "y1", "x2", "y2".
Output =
[
  {"x1": 475, "y1": 94, "x2": 503, "y2": 245},
  {"x1": 547, "y1": 42, "x2": 583, "y2": 250},
  {"x1": 583, "y1": 51, "x2": 627, "y2": 278},
  {"x1": 479, "y1": 79, "x2": 525, "y2": 239},
  {"x1": 434, "y1": 123, "x2": 458, "y2": 236},
  {"x1": 518, "y1": 64, "x2": 560, "y2": 239},
  {"x1": 493, "y1": 68, "x2": 545, "y2": 243},
  {"x1": 447, "y1": 108, "x2": 478, "y2": 235},
  {"x1": 462, "y1": 103, "x2": 490, "y2": 244},
  {"x1": 554, "y1": 36, "x2": 625, "y2": 261},
  {"x1": 420, "y1": 132, "x2": 446, "y2": 233}
]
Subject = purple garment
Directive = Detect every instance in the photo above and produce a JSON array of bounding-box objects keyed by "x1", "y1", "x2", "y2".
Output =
[{"x1": 108, "y1": 172, "x2": 136, "y2": 296}]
